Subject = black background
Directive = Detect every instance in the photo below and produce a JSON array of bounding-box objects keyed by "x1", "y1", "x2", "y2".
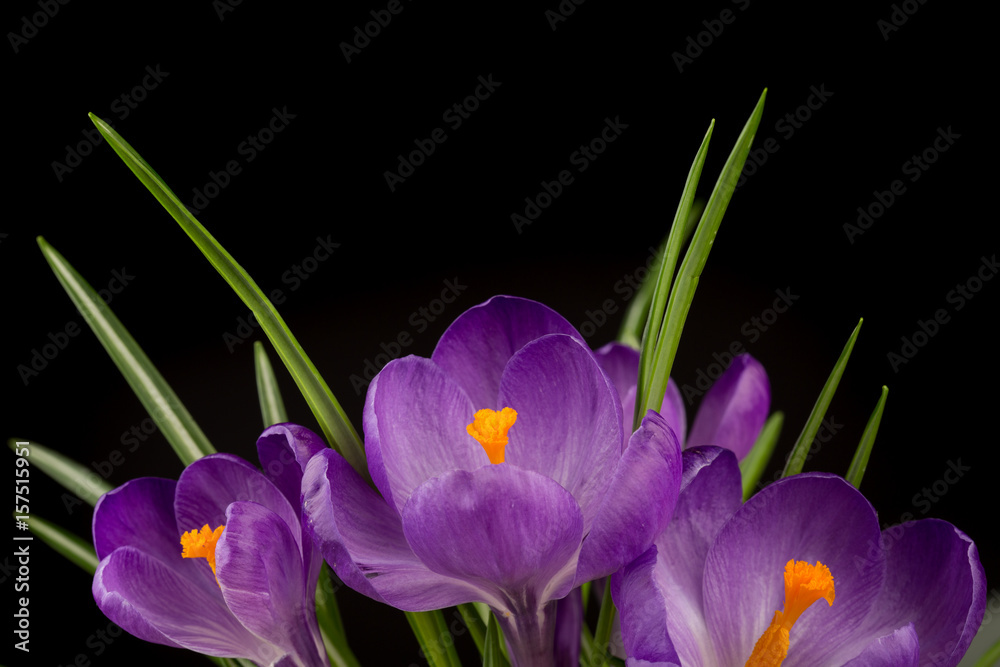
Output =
[{"x1": 4, "y1": 1, "x2": 996, "y2": 665}]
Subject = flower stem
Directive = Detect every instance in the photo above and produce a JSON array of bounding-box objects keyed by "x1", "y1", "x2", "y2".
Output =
[{"x1": 494, "y1": 600, "x2": 558, "y2": 667}]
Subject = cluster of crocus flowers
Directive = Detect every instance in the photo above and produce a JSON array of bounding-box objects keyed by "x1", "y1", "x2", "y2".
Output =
[
  {"x1": 612, "y1": 446, "x2": 986, "y2": 666},
  {"x1": 91, "y1": 424, "x2": 330, "y2": 667}
]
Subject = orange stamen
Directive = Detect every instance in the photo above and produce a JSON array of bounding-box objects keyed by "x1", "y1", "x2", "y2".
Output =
[
  {"x1": 745, "y1": 560, "x2": 835, "y2": 667},
  {"x1": 180, "y1": 524, "x2": 225, "y2": 583},
  {"x1": 466, "y1": 407, "x2": 517, "y2": 464}
]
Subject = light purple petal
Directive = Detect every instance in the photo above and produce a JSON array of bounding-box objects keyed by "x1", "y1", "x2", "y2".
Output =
[
  {"x1": 216, "y1": 501, "x2": 326, "y2": 667},
  {"x1": 431, "y1": 295, "x2": 586, "y2": 409},
  {"x1": 256, "y1": 423, "x2": 327, "y2": 511},
  {"x1": 402, "y1": 464, "x2": 584, "y2": 609},
  {"x1": 93, "y1": 477, "x2": 179, "y2": 563},
  {"x1": 554, "y1": 587, "x2": 582, "y2": 667},
  {"x1": 686, "y1": 354, "x2": 769, "y2": 460},
  {"x1": 857, "y1": 519, "x2": 986, "y2": 667},
  {"x1": 574, "y1": 410, "x2": 682, "y2": 585},
  {"x1": 363, "y1": 356, "x2": 482, "y2": 514},
  {"x1": 703, "y1": 473, "x2": 886, "y2": 667},
  {"x1": 594, "y1": 342, "x2": 686, "y2": 446},
  {"x1": 652, "y1": 446, "x2": 743, "y2": 665},
  {"x1": 302, "y1": 449, "x2": 484, "y2": 611},
  {"x1": 612, "y1": 546, "x2": 680, "y2": 665},
  {"x1": 92, "y1": 546, "x2": 281, "y2": 663},
  {"x1": 498, "y1": 334, "x2": 623, "y2": 530},
  {"x1": 842, "y1": 624, "x2": 920, "y2": 667},
  {"x1": 174, "y1": 453, "x2": 302, "y2": 559}
]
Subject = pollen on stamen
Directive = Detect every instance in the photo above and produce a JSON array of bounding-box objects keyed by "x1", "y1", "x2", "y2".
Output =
[
  {"x1": 180, "y1": 524, "x2": 225, "y2": 581},
  {"x1": 467, "y1": 407, "x2": 517, "y2": 464},
  {"x1": 745, "y1": 560, "x2": 835, "y2": 667}
]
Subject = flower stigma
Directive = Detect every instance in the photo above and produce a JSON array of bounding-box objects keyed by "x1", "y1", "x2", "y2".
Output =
[
  {"x1": 466, "y1": 407, "x2": 517, "y2": 464},
  {"x1": 745, "y1": 559, "x2": 835, "y2": 667},
  {"x1": 181, "y1": 524, "x2": 226, "y2": 583}
]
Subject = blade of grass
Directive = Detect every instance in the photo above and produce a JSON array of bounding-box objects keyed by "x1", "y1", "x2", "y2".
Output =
[
  {"x1": 637, "y1": 89, "x2": 768, "y2": 428},
  {"x1": 87, "y1": 114, "x2": 367, "y2": 479},
  {"x1": 617, "y1": 200, "x2": 704, "y2": 349},
  {"x1": 315, "y1": 564, "x2": 361, "y2": 667},
  {"x1": 845, "y1": 386, "x2": 888, "y2": 489},
  {"x1": 405, "y1": 610, "x2": 463, "y2": 667},
  {"x1": 37, "y1": 238, "x2": 216, "y2": 466},
  {"x1": 633, "y1": 122, "x2": 714, "y2": 428},
  {"x1": 9, "y1": 438, "x2": 111, "y2": 505},
  {"x1": 739, "y1": 411, "x2": 784, "y2": 500},
  {"x1": 18, "y1": 513, "x2": 99, "y2": 574},
  {"x1": 254, "y1": 341, "x2": 289, "y2": 428},
  {"x1": 781, "y1": 319, "x2": 863, "y2": 478},
  {"x1": 457, "y1": 603, "x2": 488, "y2": 657}
]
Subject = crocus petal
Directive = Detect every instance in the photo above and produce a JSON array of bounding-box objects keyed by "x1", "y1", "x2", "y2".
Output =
[
  {"x1": 256, "y1": 423, "x2": 327, "y2": 510},
  {"x1": 174, "y1": 453, "x2": 302, "y2": 558},
  {"x1": 594, "y1": 342, "x2": 686, "y2": 444},
  {"x1": 703, "y1": 473, "x2": 886, "y2": 667},
  {"x1": 554, "y1": 587, "x2": 582, "y2": 667},
  {"x1": 498, "y1": 334, "x2": 622, "y2": 530},
  {"x1": 302, "y1": 449, "x2": 484, "y2": 611},
  {"x1": 856, "y1": 519, "x2": 986, "y2": 667},
  {"x1": 93, "y1": 546, "x2": 281, "y2": 664},
  {"x1": 93, "y1": 477, "x2": 180, "y2": 564},
  {"x1": 216, "y1": 501, "x2": 326, "y2": 667},
  {"x1": 841, "y1": 624, "x2": 920, "y2": 667},
  {"x1": 363, "y1": 356, "x2": 482, "y2": 514},
  {"x1": 686, "y1": 354, "x2": 769, "y2": 459},
  {"x1": 574, "y1": 410, "x2": 682, "y2": 585},
  {"x1": 612, "y1": 546, "x2": 681, "y2": 666},
  {"x1": 652, "y1": 446, "x2": 743, "y2": 665},
  {"x1": 431, "y1": 295, "x2": 585, "y2": 409},
  {"x1": 402, "y1": 464, "x2": 584, "y2": 609}
]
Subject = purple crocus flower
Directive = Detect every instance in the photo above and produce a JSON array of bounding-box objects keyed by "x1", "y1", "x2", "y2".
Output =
[
  {"x1": 595, "y1": 342, "x2": 770, "y2": 458},
  {"x1": 301, "y1": 296, "x2": 683, "y2": 666},
  {"x1": 612, "y1": 446, "x2": 986, "y2": 666},
  {"x1": 92, "y1": 424, "x2": 330, "y2": 667}
]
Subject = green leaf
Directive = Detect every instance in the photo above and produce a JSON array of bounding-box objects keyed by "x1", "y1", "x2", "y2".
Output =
[
  {"x1": 972, "y1": 634, "x2": 1000, "y2": 667},
  {"x1": 405, "y1": 610, "x2": 462, "y2": 667},
  {"x1": 18, "y1": 513, "x2": 98, "y2": 574},
  {"x1": 87, "y1": 114, "x2": 367, "y2": 480},
  {"x1": 739, "y1": 411, "x2": 785, "y2": 501},
  {"x1": 592, "y1": 577, "x2": 617, "y2": 662},
  {"x1": 37, "y1": 238, "x2": 216, "y2": 466},
  {"x1": 636, "y1": 89, "x2": 768, "y2": 429},
  {"x1": 457, "y1": 603, "x2": 488, "y2": 657},
  {"x1": 482, "y1": 612, "x2": 509, "y2": 667},
  {"x1": 634, "y1": 120, "x2": 714, "y2": 428},
  {"x1": 782, "y1": 319, "x2": 863, "y2": 478},
  {"x1": 616, "y1": 200, "x2": 703, "y2": 350},
  {"x1": 315, "y1": 564, "x2": 361, "y2": 667},
  {"x1": 254, "y1": 341, "x2": 289, "y2": 428},
  {"x1": 845, "y1": 386, "x2": 888, "y2": 489},
  {"x1": 8, "y1": 438, "x2": 111, "y2": 505}
]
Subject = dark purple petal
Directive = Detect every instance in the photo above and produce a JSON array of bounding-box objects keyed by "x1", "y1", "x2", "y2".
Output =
[
  {"x1": 612, "y1": 546, "x2": 680, "y2": 665},
  {"x1": 574, "y1": 411, "x2": 682, "y2": 585},
  {"x1": 498, "y1": 334, "x2": 622, "y2": 529},
  {"x1": 431, "y1": 295, "x2": 585, "y2": 410},
  {"x1": 652, "y1": 446, "x2": 743, "y2": 664},
  {"x1": 857, "y1": 519, "x2": 986, "y2": 667},
  {"x1": 554, "y1": 587, "x2": 582, "y2": 667},
  {"x1": 216, "y1": 502, "x2": 326, "y2": 667},
  {"x1": 363, "y1": 356, "x2": 481, "y2": 514},
  {"x1": 841, "y1": 624, "x2": 919, "y2": 667},
  {"x1": 174, "y1": 453, "x2": 302, "y2": 558},
  {"x1": 92, "y1": 546, "x2": 282, "y2": 664},
  {"x1": 703, "y1": 473, "x2": 886, "y2": 667},
  {"x1": 256, "y1": 423, "x2": 327, "y2": 511},
  {"x1": 594, "y1": 342, "x2": 686, "y2": 444},
  {"x1": 93, "y1": 477, "x2": 179, "y2": 563},
  {"x1": 302, "y1": 449, "x2": 483, "y2": 611},
  {"x1": 686, "y1": 354, "x2": 769, "y2": 460},
  {"x1": 402, "y1": 464, "x2": 584, "y2": 608}
]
